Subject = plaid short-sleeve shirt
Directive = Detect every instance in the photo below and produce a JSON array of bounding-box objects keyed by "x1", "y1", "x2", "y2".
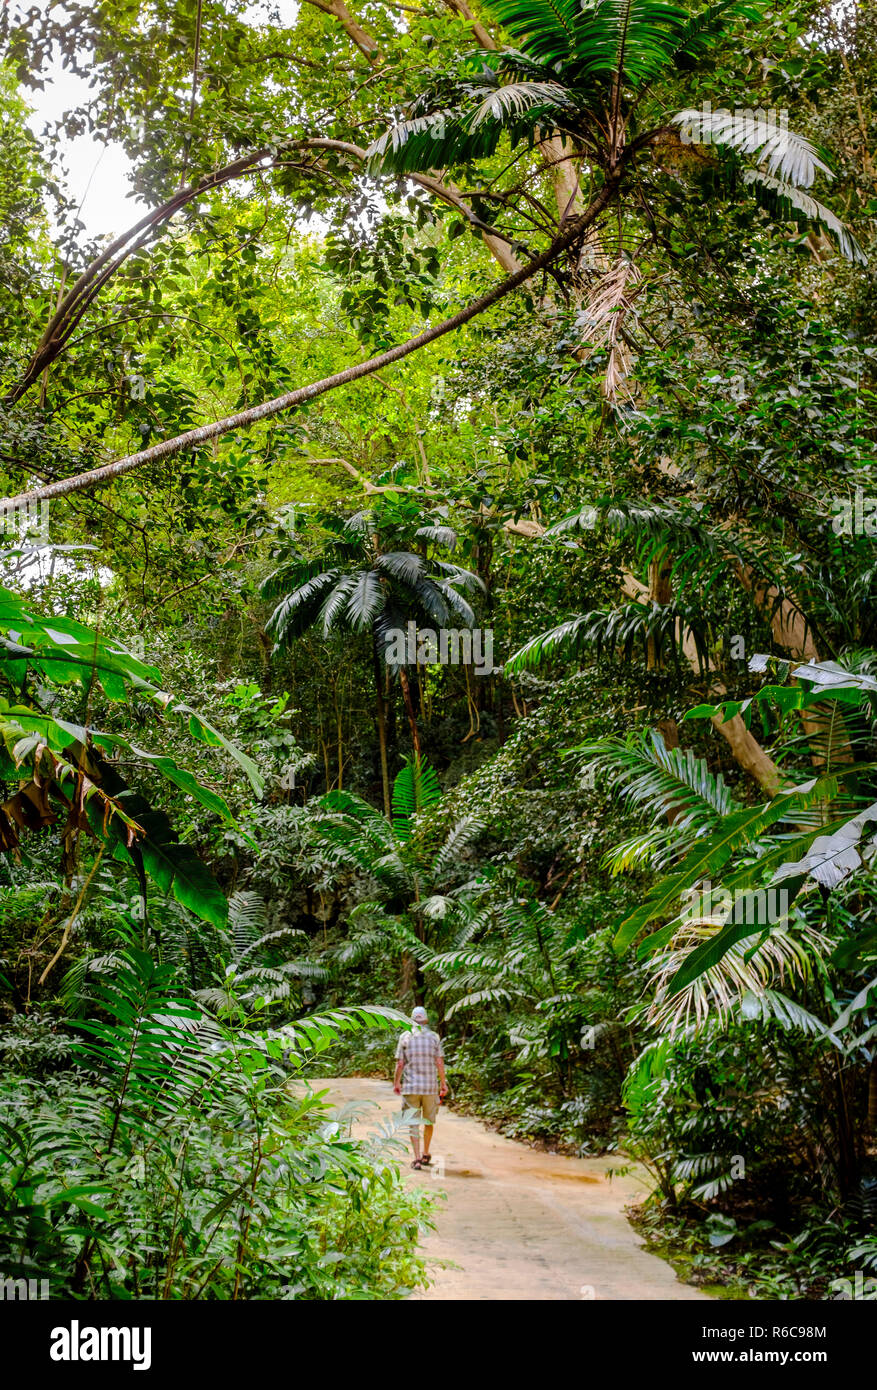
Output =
[{"x1": 395, "y1": 1027, "x2": 443, "y2": 1093}]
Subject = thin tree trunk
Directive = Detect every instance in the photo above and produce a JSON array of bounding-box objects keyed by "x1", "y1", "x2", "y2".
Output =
[
  {"x1": 868, "y1": 1056, "x2": 877, "y2": 1134},
  {"x1": 398, "y1": 666, "x2": 421, "y2": 755},
  {"x1": 372, "y1": 639, "x2": 391, "y2": 818},
  {"x1": 646, "y1": 548, "x2": 673, "y2": 668}
]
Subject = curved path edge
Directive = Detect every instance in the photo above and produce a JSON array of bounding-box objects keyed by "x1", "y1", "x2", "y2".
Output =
[{"x1": 309, "y1": 1076, "x2": 711, "y2": 1302}]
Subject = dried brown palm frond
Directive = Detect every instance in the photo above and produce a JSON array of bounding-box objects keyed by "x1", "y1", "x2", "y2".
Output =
[
  {"x1": 646, "y1": 913, "x2": 829, "y2": 1035},
  {"x1": 574, "y1": 255, "x2": 644, "y2": 403}
]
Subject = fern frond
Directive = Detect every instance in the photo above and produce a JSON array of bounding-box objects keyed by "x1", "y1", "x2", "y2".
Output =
[{"x1": 574, "y1": 730, "x2": 736, "y2": 833}]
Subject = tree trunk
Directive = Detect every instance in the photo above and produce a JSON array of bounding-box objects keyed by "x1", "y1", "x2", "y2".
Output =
[
  {"x1": 398, "y1": 665, "x2": 421, "y2": 755},
  {"x1": 372, "y1": 639, "x2": 392, "y2": 818}
]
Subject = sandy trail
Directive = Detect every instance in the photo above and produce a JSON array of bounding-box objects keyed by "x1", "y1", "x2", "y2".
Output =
[{"x1": 310, "y1": 1076, "x2": 709, "y2": 1302}]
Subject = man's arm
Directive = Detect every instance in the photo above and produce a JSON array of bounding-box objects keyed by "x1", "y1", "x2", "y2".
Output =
[
  {"x1": 393, "y1": 1057, "x2": 404, "y2": 1094},
  {"x1": 436, "y1": 1040, "x2": 448, "y2": 1097}
]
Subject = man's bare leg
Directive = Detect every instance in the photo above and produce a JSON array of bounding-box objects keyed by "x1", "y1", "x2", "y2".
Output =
[
  {"x1": 422, "y1": 1124, "x2": 434, "y2": 1160},
  {"x1": 410, "y1": 1127, "x2": 422, "y2": 1162}
]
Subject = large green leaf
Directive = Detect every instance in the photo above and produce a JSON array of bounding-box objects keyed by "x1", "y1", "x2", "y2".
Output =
[
  {"x1": 0, "y1": 586, "x2": 263, "y2": 796},
  {"x1": 613, "y1": 775, "x2": 834, "y2": 952},
  {"x1": 87, "y1": 764, "x2": 229, "y2": 929}
]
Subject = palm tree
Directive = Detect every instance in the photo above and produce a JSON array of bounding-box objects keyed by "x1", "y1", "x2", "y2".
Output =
[
  {"x1": 368, "y1": 0, "x2": 862, "y2": 285},
  {"x1": 262, "y1": 508, "x2": 483, "y2": 815}
]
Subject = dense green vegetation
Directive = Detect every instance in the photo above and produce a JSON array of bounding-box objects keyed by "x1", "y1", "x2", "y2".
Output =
[{"x1": 1, "y1": 0, "x2": 876, "y2": 1301}]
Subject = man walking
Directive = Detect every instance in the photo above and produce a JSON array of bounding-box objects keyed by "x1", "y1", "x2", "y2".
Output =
[{"x1": 393, "y1": 1005, "x2": 448, "y2": 1170}]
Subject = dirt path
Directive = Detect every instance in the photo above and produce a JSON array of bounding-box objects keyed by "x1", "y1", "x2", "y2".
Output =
[{"x1": 311, "y1": 1076, "x2": 709, "y2": 1302}]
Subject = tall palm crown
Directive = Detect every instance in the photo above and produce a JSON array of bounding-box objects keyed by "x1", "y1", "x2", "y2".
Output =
[
  {"x1": 262, "y1": 507, "x2": 483, "y2": 813},
  {"x1": 262, "y1": 508, "x2": 481, "y2": 657},
  {"x1": 368, "y1": 0, "x2": 862, "y2": 263}
]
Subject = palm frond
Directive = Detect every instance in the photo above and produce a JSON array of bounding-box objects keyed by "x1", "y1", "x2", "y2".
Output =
[
  {"x1": 429, "y1": 559, "x2": 486, "y2": 593},
  {"x1": 367, "y1": 109, "x2": 506, "y2": 175},
  {"x1": 431, "y1": 578, "x2": 476, "y2": 627},
  {"x1": 317, "y1": 572, "x2": 359, "y2": 634},
  {"x1": 673, "y1": 107, "x2": 832, "y2": 187},
  {"x1": 317, "y1": 790, "x2": 398, "y2": 856},
  {"x1": 415, "y1": 524, "x2": 458, "y2": 550},
  {"x1": 228, "y1": 890, "x2": 270, "y2": 957},
  {"x1": 265, "y1": 570, "x2": 340, "y2": 647},
  {"x1": 573, "y1": 730, "x2": 736, "y2": 834},
  {"x1": 648, "y1": 916, "x2": 829, "y2": 1033},
  {"x1": 344, "y1": 568, "x2": 386, "y2": 631},
  {"x1": 505, "y1": 613, "x2": 593, "y2": 672},
  {"x1": 444, "y1": 986, "x2": 514, "y2": 1017},
  {"x1": 468, "y1": 77, "x2": 573, "y2": 129},
  {"x1": 613, "y1": 772, "x2": 839, "y2": 951},
  {"x1": 547, "y1": 497, "x2": 715, "y2": 545},
  {"x1": 673, "y1": 1152, "x2": 738, "y2": 1200},
  {"x1": 392, "y1": 755, "x2": 442, "y2": 842},
  {"x1": 259, "y1": 556, "x2": 324, "y2": 602},
  {"x1": 376, "y1": 551, "x2": 426, "y2": 585},
  {"x1": 487, "y1": 0, "x2": 587, "y2": 67},
  {"x1": 602, "y1": 825, "x2": 681, "y2": 875},
  {"x1": 574, "y1": 254, "x2": 644, "y2": 400},
  {"x1": 742, "y1": 169, "x2": 866, "y2": 263},
  {"x1": 432, "y1": 816, "x2": 485, "y2": 882},
  {"x1": 661, "y1": 0, "x2": 759, "y2": 72},
  {"x1": 507, "y1": 599, "x2": 711, "y2": 673}
]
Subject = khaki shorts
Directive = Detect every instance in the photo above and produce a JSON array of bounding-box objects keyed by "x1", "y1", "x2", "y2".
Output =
[{"x1": 401, "y1": 1092, "x2": 438, "y2": 1125}]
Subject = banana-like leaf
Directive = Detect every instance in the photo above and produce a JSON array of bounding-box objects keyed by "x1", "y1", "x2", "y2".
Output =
[
  {"x1": 0, "y1": 585, "x2": 262, "y2": 796},
  {"x1": 0, "y1": 704, "x2": 238, "y2": 827},
  {"x1": 0, "y1": 730, "x2": 229, "y2": 926},
  {"x1": 135, "y1": 685, "x2": 263, "y2": 796},
  {"x1": 792, "y1": 660, "x2": 877, "y2": 695},
  {"x1": 771, "y1": 801, "x2": 877, "y2": 891},
  {"x1": 613, "y1": 775, "x2": 833, "y2": 951}
]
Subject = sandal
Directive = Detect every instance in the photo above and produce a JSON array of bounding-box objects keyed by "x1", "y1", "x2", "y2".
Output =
[
  {"x1": 411, "y1": 1159, "x2": 423, "y2": 1170},
  {"x1": 421, "y1": 1155, "x2": 432, "y2": 1165}
]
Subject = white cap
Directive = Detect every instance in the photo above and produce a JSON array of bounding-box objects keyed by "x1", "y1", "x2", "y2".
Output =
[{"x1": 411, "y1": 1006, "x2": 428, "y2": 1023}]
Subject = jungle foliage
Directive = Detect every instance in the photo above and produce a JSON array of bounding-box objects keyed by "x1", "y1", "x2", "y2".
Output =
[{"x1": 1, "y1": 0, "x2": 876, "y2": 1300}]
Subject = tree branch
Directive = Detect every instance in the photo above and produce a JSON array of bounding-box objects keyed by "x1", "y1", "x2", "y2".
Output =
[
  {"x1": 2, "y1": 182, "x2": 620, "y2": 508},
  {"x1": 5, "y1": 136, "x2": 528, "y2": 404},
  {"x1": 301, "y1": 0, "x2": 380, "y2": 58}
]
